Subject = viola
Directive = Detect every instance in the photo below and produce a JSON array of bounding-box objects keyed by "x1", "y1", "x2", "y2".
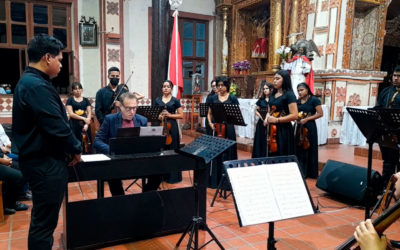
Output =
[
  {"x1": 298, "y1": 126, "x2": 310, "y2": 150},
  {"x1": 161, "y1": 108, "x2": 172, "y2": 145},
  {"x1": 215, "y1": 123, "x2": 226, "y2": 138}
]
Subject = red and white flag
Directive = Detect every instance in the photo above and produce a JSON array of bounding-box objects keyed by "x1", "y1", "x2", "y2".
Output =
[{"x1": 168, "y1": 10, "x2": 183, "y2": 99}]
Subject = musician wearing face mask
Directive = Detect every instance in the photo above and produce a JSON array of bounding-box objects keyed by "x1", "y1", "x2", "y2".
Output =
[
  {"x1": 95, "y1": 67, "x2": 128, "y2": 125},
  {"x1": 375, "y1": 65, "x2": 400, "y2": 187}
]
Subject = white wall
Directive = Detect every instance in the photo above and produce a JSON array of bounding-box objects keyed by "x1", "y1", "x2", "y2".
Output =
[
  {"x1": 78, "y1": 0, "x2": 101, "y2": 98},
  {"x1": 124, "y1": 0, "x2": 216, "y2": 98}
]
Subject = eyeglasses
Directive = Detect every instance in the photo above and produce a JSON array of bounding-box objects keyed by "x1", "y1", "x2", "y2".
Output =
[{"x1": 122, "y1": 105, "x2": 137, "y2": 112}]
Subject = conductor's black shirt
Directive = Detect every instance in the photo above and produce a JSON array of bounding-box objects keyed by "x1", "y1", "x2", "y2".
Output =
[{"x1": 12, "y1": 66, "x2": 81, "y2": 160}]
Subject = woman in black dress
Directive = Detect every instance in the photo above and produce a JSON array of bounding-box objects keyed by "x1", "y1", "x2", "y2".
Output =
[
  {"x1": 66, "y1": 82, "x2": 92, "y2": 152},
  {"x1": 207, "y1": 76, "x2": 239, "y2": 188},
  {"x1": 155, "y1": 80, "x2": 183, "y2": 183},
  {"x1": 265, "y1": 70, "x2": 298, "y2": 156},
  {"x1": 295, "y1": 82, "x2": 323, "y2": 178},
  {"x1": 252, "y1": 82, "x2": 273, "y2": 158},
  {"x1": 205, "y1": 79, "x2": 218, "y2": 135}
]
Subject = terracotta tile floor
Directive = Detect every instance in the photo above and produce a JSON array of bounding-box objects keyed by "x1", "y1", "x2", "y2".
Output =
[{"x1": 1, "y1": 136, "x2": 399, "y2": 250}]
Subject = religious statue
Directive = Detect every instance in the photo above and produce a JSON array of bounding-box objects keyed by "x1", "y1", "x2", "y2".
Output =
[
  {"x1": 251, "y1": 17, "x2": 269, "y2": 58},
  {"x1": 192, "y1": 72, "x2": 202, "y2": 94},
  {"x1": 281, "y1": 39, "x2": 320, "y2": 97}
]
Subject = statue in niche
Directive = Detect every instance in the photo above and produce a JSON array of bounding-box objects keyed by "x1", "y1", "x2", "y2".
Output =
[
  {"x1": 281, "y1": 39, "x2": 320, "y2": 97},
  {"x1": 251, "y1": 16, "x2": 269, "y2": 59}
]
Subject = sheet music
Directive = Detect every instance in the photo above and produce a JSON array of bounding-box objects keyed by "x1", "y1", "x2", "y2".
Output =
[
  {"x1": 227, "y1": 162, "x2": 314, "y2": 226},
  {"x1": 81, "y1": 154, "x2": 111, "y2": 162}
]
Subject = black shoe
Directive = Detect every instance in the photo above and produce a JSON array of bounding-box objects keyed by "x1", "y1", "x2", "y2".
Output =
[
  {"x1": 4, "y1": 208, "x2": 16, "y2": 215},
  {"x1": 14, "y1": 202, "x2": 29, "y2": 211},
  {"x1": 18, "y1": 193, "x2": 32, "y2": 201}
]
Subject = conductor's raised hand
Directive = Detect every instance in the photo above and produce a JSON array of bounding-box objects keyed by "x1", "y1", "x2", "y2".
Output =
[{"x1": 68, "y1": 154, "x2": 81, "y2": 167}]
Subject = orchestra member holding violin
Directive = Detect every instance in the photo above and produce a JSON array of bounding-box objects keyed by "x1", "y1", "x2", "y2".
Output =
[
  {"x1": 375, "y1": 66, "x2": 400, "y2": 187},
  {"x1": 252, "y1": 82, "x2": 273, "y2": 158},
  {"x1": 66, "y1": 82, "x2": 92, "y2": 153},
  {"x1": 353, "y1": 171, "x2": 400, "y2": 250},
  {"x1": 207, "y1": 76, "x2": 239, "y2": 188},
  {"x1": 205, "y1": 79, "x2": 218, "y2": 135},
  {"x1": 95, "y1": 67, "x2": 128, "y2": 125},
  {"x1": 155, "y1": 80, "x2": 184, "y2": 183},
  {"x1": 295, "y1": 82, "x2": 323, "y2": 178},
  {"x1": 265, "y1": 70, "x2": 298, "y2": 156},
  {"x1": 94, "y1": 92, "x2": 150, "y2": 195}
]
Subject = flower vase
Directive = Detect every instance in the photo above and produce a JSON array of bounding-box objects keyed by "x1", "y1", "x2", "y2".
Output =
[
  {"x1": 241, "y1": 69, "x2": 248, "y2": 75},
  {"x1": 234, "y1": 69, "x2": 240, "y2": 75}
]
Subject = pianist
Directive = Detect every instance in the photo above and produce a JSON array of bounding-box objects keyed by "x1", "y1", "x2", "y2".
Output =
[{"x1": 94, "y1": 92, "x2": 147, "y2": 196}]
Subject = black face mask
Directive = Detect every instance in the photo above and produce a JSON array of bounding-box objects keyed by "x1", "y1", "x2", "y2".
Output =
[{"x1": 110, "y1": 78, "x2": 119, "y2": 86}]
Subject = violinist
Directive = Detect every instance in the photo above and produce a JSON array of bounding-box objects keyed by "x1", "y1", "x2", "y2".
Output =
[
  {"x1": 66, "y1": 82, "x2": 92, "y2": 153},
  {"x1": 252, "y1": 82, "x2": 273, "y2": 158},
  {"x1": 354, "y1": 172, "x2": 400, "y2": 250},
  {"x1": 155, "y1": 80, "x2": 183, "y2": 183},
  {"x1": 295, "y1": 82, "x2": 323, "y2": 178},
  {"x1": 205, "y1": 79, "x2": 218, "y2": 135},
  {"x1": 207, "y1": 76, "x2": 239, "y2": 188},
  {"x1": 265, "y1": 70, "x2": 298, "y2": 156},
  {"x1": 95, "y1": 67, "x2": 128, "y2": 125}
]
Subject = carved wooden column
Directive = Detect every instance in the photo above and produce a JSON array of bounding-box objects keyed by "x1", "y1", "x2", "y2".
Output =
[
  {"x1": 221, "y1": 6, "x2": 229, "y2": 76},
  {"x1": 151, "y1": 0, "x2": 171, "y2": 102},
  {"x1": 288, "y1": 0, "x2": 299, "y2": 45},
  {"x1": 268, "y1": 0, "x2": 282, "y2": 72}
]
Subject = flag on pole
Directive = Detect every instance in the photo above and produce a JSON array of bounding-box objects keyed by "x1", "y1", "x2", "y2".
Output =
[{"x1": 168, "y1": 10, "x2": 183, "y2": 99}]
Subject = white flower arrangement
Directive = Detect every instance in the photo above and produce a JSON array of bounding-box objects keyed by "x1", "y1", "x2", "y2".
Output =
[{"x1": 275, "y1": 45, "x2": 291, "y2": 59}]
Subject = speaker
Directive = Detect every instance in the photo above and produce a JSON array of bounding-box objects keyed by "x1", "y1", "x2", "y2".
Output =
[{"x1": 316, "y1": 160, "x2": 382, "y2": 203}]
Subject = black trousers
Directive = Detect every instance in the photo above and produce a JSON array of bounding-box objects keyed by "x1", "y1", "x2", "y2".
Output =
[
  {"x1": 380, "y1": 145, "x2": 400, "y2": 187},
  {"x1": 20, "y1": 156, "x2": 67, "y2": 250},
  {"x1": 108, "y1": 176, "x2": 163, "y2": 195},
  {"x1": 0, "y1": 163, "x2": 24, "y2": 208}
]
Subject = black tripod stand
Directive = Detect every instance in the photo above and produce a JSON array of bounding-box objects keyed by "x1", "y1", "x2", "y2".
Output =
[
  {"x1": 175, "y1": 162, "x2": 225, "y2": 250},
  {"x1": 176, "y1": 135, "x2": 235, "y2": 250}
]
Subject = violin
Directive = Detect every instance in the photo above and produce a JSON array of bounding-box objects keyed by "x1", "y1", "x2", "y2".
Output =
[
  {"x1": 161, "y1": 108, "x2": 172, "y2": 145},
  {"x1": 267, "y1": 106, "x2": 278, "y2": 154},
  {"x1": 297, "y1": 112, "x2": 311, "y2": 150},
  {"x1": 82, "y1": 131, "x2": 91, "y2": 154},
  {"x1": 215, "y1": 123, "x2": 226, "y2": 138},
  {"x1": 377, "y1": 175, "x2": 398, "y2": 216},
  {"x1": 337, "y1": 199, "x2": 400, "y2": 250}
]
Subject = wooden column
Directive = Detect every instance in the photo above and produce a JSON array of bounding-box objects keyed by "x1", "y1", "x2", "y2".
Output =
[
  {"x1": 221, "y1": 6, "x2": 229, "y2": 76},
  {"x1": 151, "y1": 0, "x2": 171, "y2": 102},
  {"x1": 268, "y1": 0, "x2": 282, "y2": 72},
  {"x1": 288, "y1": 0, "x2": 299, "y2": 45}
]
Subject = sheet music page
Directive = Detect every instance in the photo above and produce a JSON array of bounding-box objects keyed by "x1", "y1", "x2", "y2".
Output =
[
  {"x1": 227, "y1": 165, "x2": 281, "y2": 226},
  {"x1": 227, "y1": 162, "x2": 314, "y2": 227},
  {"x1": 81, "y1": 154, "x2": 111, "y2": 162},
  {"x1": 265, "y1": 162, "x2": 314, "y2": 219}
]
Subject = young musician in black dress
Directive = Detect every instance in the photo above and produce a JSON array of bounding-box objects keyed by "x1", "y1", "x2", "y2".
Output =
[
  {"x1": 252, "y1": 82, "x2": 273, "y2": 158},
  {"x1": 66, "y1": 82, "x2": 92, "y2": 151},
  {"x1": 295, "y1": 82, "x2": 323, "y2": 178},
  {"x1": 207, "y1": 76, "x2": 239, "y2": 188},
  {"x1": 155, "y1": 80, "x2": 183, "y2": 183},
  {"x1": 265, "y1": 70, "x2": 298, "y2": 156},
  {"x1": 205, "y1": 79, "x2": 218, "y2": 135}
]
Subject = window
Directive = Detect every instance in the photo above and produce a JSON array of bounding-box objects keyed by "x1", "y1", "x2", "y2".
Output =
[
  {"x1": 0, "y1": 0, "x2": 72, "y2": 94},
  {"x1": 180, "y1": 18, "x2": 208, "y2": 95}
]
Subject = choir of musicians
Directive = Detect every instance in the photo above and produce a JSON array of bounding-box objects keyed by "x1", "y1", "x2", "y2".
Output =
[{"x1": 4, "y1": 34, "x2": 400, "y2": 250}]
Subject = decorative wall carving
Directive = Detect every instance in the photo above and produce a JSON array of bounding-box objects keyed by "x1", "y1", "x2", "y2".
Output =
[
  {"x1": 347, "y1": 93, "x2": 361, "y2": 106},
  {"x1": 374, "y1": 0, "x2": 390, "y2": 71},
  {"x1": 107, "y1": 1, "x2": 119, "y2": 15},
  {"x1": 108, "y1": 49, "x2": 120, "y2": 62},
  {"x1": 321, "y1": 1, "x2": 329, "y2": 11},
  {"x1": 342, "y1": 0, "x2": 355, "y2": 69},
  {"x1": 384, "y1": 15, "x2": 400, "y2": 47}
]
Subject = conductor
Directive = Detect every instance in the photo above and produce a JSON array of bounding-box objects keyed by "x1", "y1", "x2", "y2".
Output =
[{"x1": 12, "y1": 34, "x2": 82, "y2": 250}]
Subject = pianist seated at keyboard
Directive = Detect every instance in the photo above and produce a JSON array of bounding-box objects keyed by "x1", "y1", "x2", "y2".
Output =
[{"x1": 94, "y1": 92, "x2": 162, "y2": 196}]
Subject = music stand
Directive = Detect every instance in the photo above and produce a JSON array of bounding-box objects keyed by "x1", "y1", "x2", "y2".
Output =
[
  {"x1": 346, "y1": 107, "x2": 389, "y2": 219},
  {"x1": 208, "y1": 103, "x2": 246, "y2": 206},
  {"x1": 136, "y1": 106, "x2": 163, "y2": 122},
  {"x1": 175, "y1": 135, "x2": 236, "y2": 250}
]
